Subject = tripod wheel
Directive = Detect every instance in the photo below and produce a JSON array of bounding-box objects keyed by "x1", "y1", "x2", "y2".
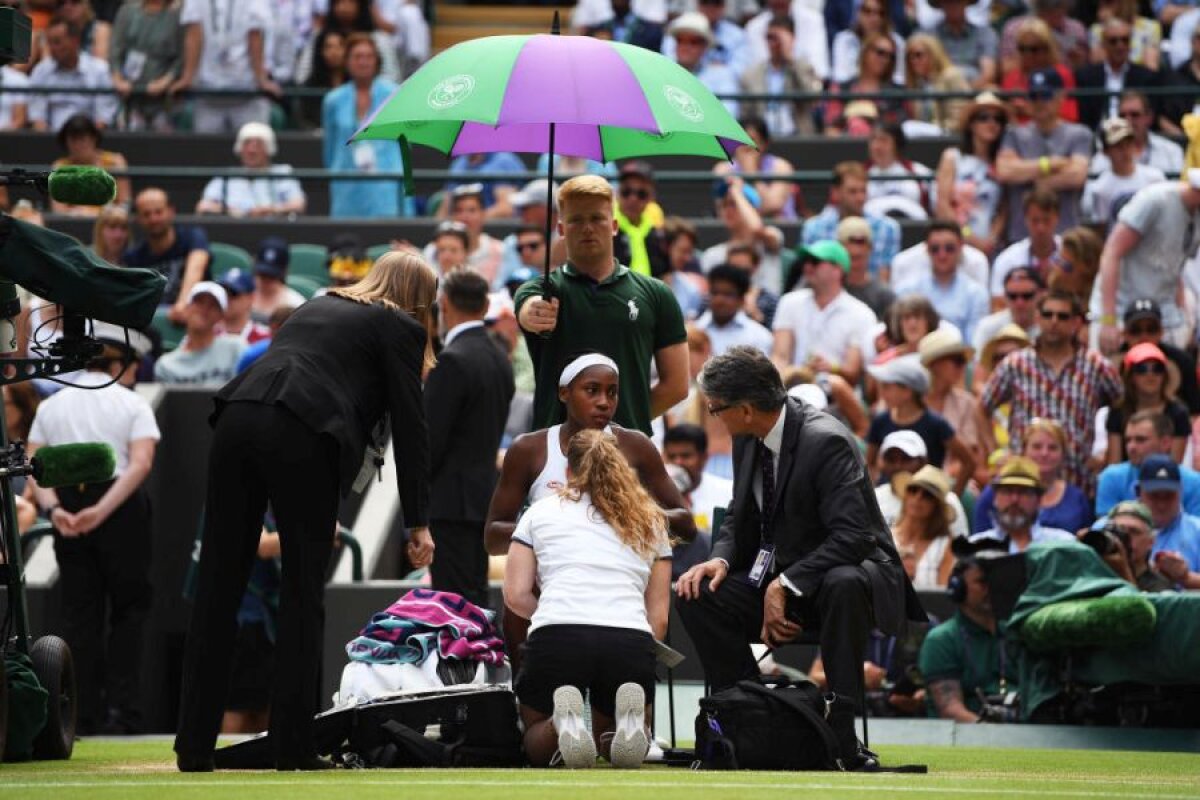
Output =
[{"x1": 31, "y1": 636, "x2": 75, "y2": 760}]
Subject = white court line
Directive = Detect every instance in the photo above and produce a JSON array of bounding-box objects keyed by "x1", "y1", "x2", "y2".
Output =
[{"x1": 0, "y1": 778, "x2": 1196, "y2": 798}]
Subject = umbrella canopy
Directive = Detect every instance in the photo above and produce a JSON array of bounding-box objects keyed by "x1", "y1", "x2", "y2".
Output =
[{"x1": 351, "y1": 33, "x2": 753, "y2": 160}]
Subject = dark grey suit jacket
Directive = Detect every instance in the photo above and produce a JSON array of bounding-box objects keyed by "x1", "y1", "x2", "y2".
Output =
[
  {"x1": 425, "y1": 326, "x2": 514, "y2": 521},
  {"x1": 711, "y1": 397, "x2": 924, "y2": 635}
]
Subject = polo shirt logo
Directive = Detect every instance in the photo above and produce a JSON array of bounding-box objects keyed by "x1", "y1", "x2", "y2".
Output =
[
  {"x1": 1157, "y1": 468, "x2": 1169, "y2": 478},
  {"x1": 628, "y1": 299, "x2": 640, "y2": 321}
]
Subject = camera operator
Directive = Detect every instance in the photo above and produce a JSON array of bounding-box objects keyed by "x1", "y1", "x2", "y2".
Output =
[
  {"x1": 918, "y1": 557, "x2": 1019, "y2": 723},
  {"x1": 1136, "y1": 455, "x2": 1200, "y2": 590},
  {"x1": 1080, "y1": 501, "x2": 1172, "y2": 593}
]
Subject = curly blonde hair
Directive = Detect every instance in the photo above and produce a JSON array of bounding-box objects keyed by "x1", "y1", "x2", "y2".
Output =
[{"x1": 562, "y1": 429, "x2": 667, "y2": 561}]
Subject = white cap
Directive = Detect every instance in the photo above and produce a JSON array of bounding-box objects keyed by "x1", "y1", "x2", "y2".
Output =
[
  {"x1": 234, "y1": 121, "x2": 277, "y2": 157},
  {"x1": 788, "y1": 383, "x2": 828, "y2": 411},
  {"x1": 668, "y1": 12, "x2": 714, "y2": 44},
  {"x1": 880, "y1": 430, "x2": 927, "y2": 459},
  {"x1": 188, "y1": 280, "x2": 228, "y2": 312}
]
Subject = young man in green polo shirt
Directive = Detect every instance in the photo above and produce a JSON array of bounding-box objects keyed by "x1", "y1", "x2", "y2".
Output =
[
  {"x1": 918, "y1": 558, "x2": 1018, "y2": 722},
  {"x1": 514, "y1": 174, "x2": 689, "y2": 436}
]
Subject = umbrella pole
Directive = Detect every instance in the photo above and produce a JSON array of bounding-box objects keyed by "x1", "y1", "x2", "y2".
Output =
[{"x1": 542, "y1": 122, "x2": 556, "y2": 300}]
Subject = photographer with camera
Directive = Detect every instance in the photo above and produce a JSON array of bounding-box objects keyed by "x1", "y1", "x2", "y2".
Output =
[
  {"x1": 918, "y1": 556, "x2": 1019, "y2": 723},
  {"x1": 1081, "y1": 501, "x2": 1172, "y2": 593},
  {"x1": 1135, "y1": 455, "x2": 1200, "y2": 590}
]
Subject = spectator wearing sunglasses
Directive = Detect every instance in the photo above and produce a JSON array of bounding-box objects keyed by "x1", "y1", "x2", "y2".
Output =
[
  {"x1": 1119, "y1": 298, "x2": 1200, "y2": 416},
  {"x1": 665, "y1": 13, "x2": 740, "y2": 118},
  {"x1": 1094, "y1": 90, "x2": 1183, "y2": 177},
  {"x1": 972, "y1": 268, "x2": 1042, "y2": 355},
  {"x1": 894, "y1": 220, "x2": 988, "y2": 344},
  {"x1": 980, "y1": 290, "x2": 1122, "y2": 494},
  {"x1": 614, "y1": 162, "x2": 669, "y2": 278},
  {"x1": 1096, "y1": 411, "x2": 1200, "y2": 516},
  {"x1": 1096, "y1": 169, "x2": 1200, "y2": 354},
  {"x1": 801, "y1": 161, "x2": 901, "y2": 283},
  {"x1": 837, "y1": 216, "x2": 896, "y2": 322},
  {"x1": 1105, "y1": 343, "x2": 1190, "y2": 464},
  {"x1": 1075, "y1": 18, "x2": 1158, "y2": 133},
  {"x1": 920, "y1": 328, "x2": 992, "y2": 489},
  {"x1": 989, "y1": 188, "x2": 1063, "y2": 307}
]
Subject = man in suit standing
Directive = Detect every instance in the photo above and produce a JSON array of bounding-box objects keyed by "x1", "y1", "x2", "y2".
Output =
[
  {"x1": 675, "y1": 346, "x2": 923, "y2": 767},
  {"x1": 1075, "y1": 18, "x2": 1157, "y2": 132},
  {"x1": 427, "y1": 268, "x2": 515, "y2": 607}
]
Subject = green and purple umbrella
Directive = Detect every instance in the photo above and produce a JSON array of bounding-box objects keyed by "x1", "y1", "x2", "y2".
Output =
[{"x1": 350, "y1": 28, "x2": 754, "y2": 288}]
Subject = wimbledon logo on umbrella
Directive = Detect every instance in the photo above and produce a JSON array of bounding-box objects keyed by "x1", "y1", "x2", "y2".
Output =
[
  {"x1": 428, "y1": 75, "x2": 476, "y2": 110},
  {"x1": 663, "y1": 85, "x2": 704, "y2": 123}
]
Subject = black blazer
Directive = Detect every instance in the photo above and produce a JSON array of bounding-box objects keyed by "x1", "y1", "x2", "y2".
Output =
[
  {"x1": 1074, "y1": 63, "x2": 1157, "y2": 133},
  {"x1": 425, "y1": 325, "x2": 514, "y2": 521},
  {"x1": 711, "y1": 398, "x2": 924, "y2": 636},
  {"x1": 214, "y1": 294, "x2": 430, "y2": 526}
]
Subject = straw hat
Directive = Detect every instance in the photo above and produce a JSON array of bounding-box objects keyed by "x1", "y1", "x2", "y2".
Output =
[
  {"x1": 992, "y1": 455, "x2": 1043, "y2": 492},
  {"x1": 980, "y1": 323, "x2": 1031, "y2": 370},
  {"x1": 896, "y1": 465, "x2": 957, "y2": 523},
  {"x1": 958, "y1": 91, "x2": 1008, "y2": 132},
  {"x1": 918, "y1": 328, "x2": 973, "y2": 367}
]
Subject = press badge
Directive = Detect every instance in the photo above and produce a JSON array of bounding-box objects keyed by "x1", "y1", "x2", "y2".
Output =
[{"x1": 749, "y1": 545, "x2": 775, "y2": 587}]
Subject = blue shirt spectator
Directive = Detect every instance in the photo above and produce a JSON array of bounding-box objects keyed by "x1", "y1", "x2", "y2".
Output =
[
  {"x1": 447, "y1": 152, "x2": 527, "y2": 212},
  {"x1": 666, "y1": 12, "x2": 741, "y2": 118},
  {"x1": 896, "y1": 272, "x2": 989, "y2": 344},
  {"x1": 1152, "y1": 512, "x2": 1200, "y2": 572},
  {"x1": 1096, "y1": 461, "x2": 1200, "y2": 517},
  {"x1": 662, "y1": 11, "x2": 752, "y2": 77},
  {"x1": 695, "y1": 309, "x2": 773, "y2": 356},
  {"x1": 802, "y1": 207, "x2": 900, "y2": 280}
]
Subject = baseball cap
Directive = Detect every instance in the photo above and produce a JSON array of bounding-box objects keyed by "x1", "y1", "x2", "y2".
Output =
[
  {"x1": 836, "y1": 216, "x2": 872, "y2": 244},
  {"x1": 187, "y1": 280, "x2": 228, "y2": 312},
  {"x1": 218, "y1": 267, "x2": 255, "y2": 297},
  {"x1": 1123, "y1": 341, "x2": 1168, "y2": 370},
  {"x1": 1137, "y1": 453, "x2": 1181, "y2": 493},
  {"x1": 254, "y1": 236, "x2": 290, "y2": 280},
  {"x1": 1028, "y1": 68, "x2": 1065, "y2": 101},
  {"x1": 1108, "y1": 500, "x2": 1153, "y2": 528},
  {"x1": 510, "y1": 179, "x2": 558, "y2": 209},
  {"x1": 1101, "y1": 116, "x2": 1135, "y2": 148},
  {"x1": 866, "y1": 353, "x2": 929, "y2": 394},
  {"x1": 1124, "y1": 297, "x2": 1162, "y2": 326},
  {"x1": 880, "y1": 430, "x2": 927, "y2": 459},
  {"x1": 992, "y1": 455, "x2": 1043, "y2": 492},
  {"x1": 618, "y1": 161, "x2": 655, "y2": 182},
  {"x1": 796, "y1": 239, "x2": 850, "y2": 272}
]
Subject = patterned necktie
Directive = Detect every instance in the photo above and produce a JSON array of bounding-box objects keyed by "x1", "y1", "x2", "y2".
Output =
[{"x1": 760, "y1": 441, "x2": 776, "y2": 544}]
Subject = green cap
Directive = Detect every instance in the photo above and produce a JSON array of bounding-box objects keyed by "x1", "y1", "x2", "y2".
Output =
[
  {"x1": 796, "y1": 239, "x2": 851, "y2": 273},
  {"x1": 1108, "y1": 500, "x2": 1152, "y2": 528}
]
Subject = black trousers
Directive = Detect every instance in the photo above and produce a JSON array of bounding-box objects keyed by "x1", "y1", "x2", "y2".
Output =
[
  {"x1": 53, "y1": 483, "x2": 152, "y2": 733},
  {"x1": 429, "y1": 518, "x2": 488, "y2": 609},
  {"x1": 174, "y1": 402, "x2": 339, "y2": 762},
  {"x1": 676, "y1": 565, "x2": 873, "y2": 710}
]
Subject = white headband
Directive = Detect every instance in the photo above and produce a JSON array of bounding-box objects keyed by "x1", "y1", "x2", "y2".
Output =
[{"x1": 559, "y1": 353, "x2": 619, "y2": 387}]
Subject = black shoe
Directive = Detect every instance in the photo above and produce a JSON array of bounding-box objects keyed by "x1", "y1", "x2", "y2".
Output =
[
  {"x1": 845, "y1": 744, "x2": 880, "y2": 772},
  {"x1": 276, "y1": 755, "x2": 335, "y2": 771},
  {"x1": 176, "y1": 752, "x2": 215, "y2": 772}
]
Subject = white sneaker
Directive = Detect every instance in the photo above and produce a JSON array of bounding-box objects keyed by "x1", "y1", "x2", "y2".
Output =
[
  {"x1": 609, "y1": 682, "x2": 649, "y2": 769},
  {"x1": 551, "y1": 686, "x2": 596, "y2": 768}
]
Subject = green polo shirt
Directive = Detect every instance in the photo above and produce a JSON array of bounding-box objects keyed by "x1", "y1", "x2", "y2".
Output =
[
  {"x1": 918, "y1": 611, "x2": 1016, "y2": 716},
  {"x1": 513, "y1": 262, "x2": 686, "y2": 436}
]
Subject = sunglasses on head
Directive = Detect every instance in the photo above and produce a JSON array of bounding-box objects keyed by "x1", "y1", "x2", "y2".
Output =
[
  {"x1": 927, "y1": 242, "x2": 959, "y2": 254},
  {"x1": 1006, "y1": 290, "x2": 1036, "y2": 302},
  {"x1": 1131, "y1": 361, "x2": 1166, "y2": 375},
  {"x1": 1039, "y1": 308, "x2": 1074, "y2": 322},
  {"x1": 620, "y1": 187, "x2": 650, "y2": 200}
]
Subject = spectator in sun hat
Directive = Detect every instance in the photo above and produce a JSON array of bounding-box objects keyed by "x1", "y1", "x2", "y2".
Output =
[
  {"x1": 965, "y1": 455, "x2": 1076, "y2": 554},
  {"x1": 154, "y1": 281, "x2": 247, "y2": 385},
  {"x1": 921, "y1": 327, "x2": 990, "y2": 486},
  {"x1": 218, "y1": 268, "x2": 271, "y2": 345},
  {"x1": 250, "y1": 236, "x2": 305, "y2": 324},
  {"x1": 1119, "y1": 298, "x2": 1200, "y2": 416},
  {"x1": 874, "y1": 429, "x2": 970, "y2": 538}
]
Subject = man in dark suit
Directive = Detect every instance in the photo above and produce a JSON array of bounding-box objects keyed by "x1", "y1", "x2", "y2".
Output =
[
  {"x1": 426, "y1": 268, "x2": 515, "y2": 608},
  {"x1": 1074, "y1": 18, "x2": 1157, "y2": 132},
  {"x1": 676, "y1": 346, "x2": 923, "y2": 767}
]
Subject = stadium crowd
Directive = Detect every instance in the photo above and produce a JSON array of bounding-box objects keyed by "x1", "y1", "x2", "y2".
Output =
[{"x1": 2, "y1": 0, "x2": 1199, "y2": 750}]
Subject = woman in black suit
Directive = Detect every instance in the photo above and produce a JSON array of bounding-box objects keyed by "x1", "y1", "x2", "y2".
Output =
[{"x1": 175, "y1": 251, "x2": 437, "y2": 771}]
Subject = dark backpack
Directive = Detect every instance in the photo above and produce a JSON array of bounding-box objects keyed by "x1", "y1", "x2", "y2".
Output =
[{"x1": 694, "y1": 678, "x2": 856, "y2": 771}]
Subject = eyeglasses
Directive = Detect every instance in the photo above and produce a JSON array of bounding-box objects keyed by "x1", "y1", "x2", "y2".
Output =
[
  {"x1": 941, "y1": 354, "x2": 968, "y2": 367},
  {"x1": 1017, "y1": 44, "x2": 1049, "y2": 53},
  {"x1": 1127, "y1": 323, "x2": 1161, "y2": 336},
  {"x1": 516, "y1": 241, "x2": 543, "y2": 252},
  {"x1": 620, "y1": 187, "x2": 650, "y2": 200},
  {"x1": 1038, "y1": 308, "x2": 1074, "y2": 322},
  {"x1": 1131, "y1": 361, "x2": 1167, "y2": 375},
  {"x1": 927, "y1": 243, "x2": 959, "y2": 254},
  {"x1": 905, "y1": 485, "x2": 936, "y2": 498},
  {"x1": 1105, "y1": 36, "x2": 1131, "y2": 45},
  {"x1": 1006, "y1": 290, "x2": 1036, "y2": 302},
  {"x1": 707, "y1": 403, "x2": 734, "y2": 417},
  {"x1": 972, "y1": 112, "x2": 1005, "y2": 124}
]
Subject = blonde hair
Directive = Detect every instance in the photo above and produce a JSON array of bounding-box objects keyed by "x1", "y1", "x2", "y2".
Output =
[
  {"x1": 562, "y1": 429, "x2": 668, "y2": 561},
  {"x1": 91, "y1": 203, "x2": 130, "y2": 260},
  {"x1": 1016, "y1": 19, "x2": 1061, "y2": 68},
  {"x1": 904, "y1": 33, "x2": 952, "y2": 87},
  {"x1": 328, "y1": 250, "x2": 438, "y2": 373},
  {"x1": 858, "y1": 32, "x2": 898, "y2": 80},
  {"x1": 1023, "y1": 417, "x2": 1068, "y2": 452},
  {"x1": 558, "y1": 175, "x2": 613, "y2": 217}
]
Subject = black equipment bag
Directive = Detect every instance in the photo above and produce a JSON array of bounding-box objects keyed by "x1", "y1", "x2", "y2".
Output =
[{"x1": 694, "y1": 678, "x2": 853, "y2": 771}]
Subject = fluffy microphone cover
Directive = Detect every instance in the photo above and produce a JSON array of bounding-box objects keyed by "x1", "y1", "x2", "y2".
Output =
[
  {"x1": 33, "y1": 442, "x2": 117, "y2": 488},
  {"x1": 47, "y1": 166, "x2": 117, "y2": 206}
]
